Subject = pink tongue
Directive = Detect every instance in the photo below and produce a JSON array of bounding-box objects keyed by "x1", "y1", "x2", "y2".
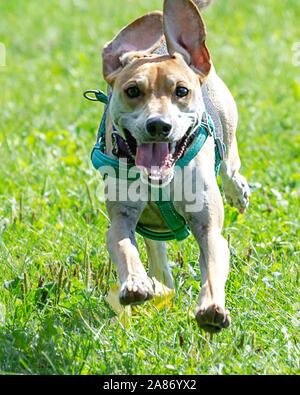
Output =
[{"x1": 135, "y1": 143, "x2": 170, "y2": 172}]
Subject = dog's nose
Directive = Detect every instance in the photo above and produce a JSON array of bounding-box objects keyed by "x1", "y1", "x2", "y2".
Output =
[{"x1": 146, "y1": 117, "x2": 172, "y2": 138}]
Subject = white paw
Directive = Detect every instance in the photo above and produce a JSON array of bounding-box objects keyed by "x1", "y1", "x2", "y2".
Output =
[
  {"x1": 195, "y1": 304, "x2": 231, "y2": 333},
  {"x1": 119, "y1": 275, "x2": 154, "y2": 306},
  {"x1": 222, "y1": 173, "x2": 251, "y2": 213}
]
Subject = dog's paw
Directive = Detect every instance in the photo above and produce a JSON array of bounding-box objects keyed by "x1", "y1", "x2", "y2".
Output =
[
  {"x1": 119, "y1": 275, "x2": 154, "y2": 306},
  {"x1": 222, "y1": 173, "x2": 251, "y2": 213},
  {"x1": 195, "y1": 304, "x2": 231, "y2": 334}
]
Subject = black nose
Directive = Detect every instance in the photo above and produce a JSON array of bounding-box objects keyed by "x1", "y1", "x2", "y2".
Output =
[{"x1": 146, "y1": 117, "x2": 172, "y2": 138}]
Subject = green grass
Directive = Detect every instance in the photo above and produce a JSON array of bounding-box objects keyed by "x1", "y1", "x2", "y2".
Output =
[{"x1": 0, "y1": 0, "x2": 299, "y2": 375}]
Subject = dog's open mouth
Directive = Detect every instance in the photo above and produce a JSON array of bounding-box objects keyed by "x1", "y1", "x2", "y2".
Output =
[{"x1": 123, "y1": 128, "x2": 193, "y2": 186}]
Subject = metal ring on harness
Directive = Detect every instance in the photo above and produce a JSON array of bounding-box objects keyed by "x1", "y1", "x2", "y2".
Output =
[
  {"x1": 83, "y1": 89, "x2": 109, "y2": 105},
  {"x1": 83, "y1": 90, "x2": 101, "y2": 102}
]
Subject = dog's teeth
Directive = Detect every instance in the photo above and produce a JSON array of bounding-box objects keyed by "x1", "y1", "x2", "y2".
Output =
[
  {"x1": 149, "y1": 170, "x2": 162, "y2": 180},
  {"x1": 152, "y1": 169, "x2": 160, "y2": 176},
  {"x1": 164, "y1": 155, "x2": 174, "y2": 169}
]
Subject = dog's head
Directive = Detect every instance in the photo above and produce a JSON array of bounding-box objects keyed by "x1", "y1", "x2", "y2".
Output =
[{"x1": 102, "y1": 0, "x2": 211, "y2": 186}]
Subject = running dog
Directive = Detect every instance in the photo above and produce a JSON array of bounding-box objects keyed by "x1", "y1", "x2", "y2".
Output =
[{"x1": 97, "y1": 0, "x2": 250, "y2": 333}]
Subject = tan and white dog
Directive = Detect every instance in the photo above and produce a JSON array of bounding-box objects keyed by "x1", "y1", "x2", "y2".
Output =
[{"x1": 99, "y1": 0, "x2": 250, "y2": 333}]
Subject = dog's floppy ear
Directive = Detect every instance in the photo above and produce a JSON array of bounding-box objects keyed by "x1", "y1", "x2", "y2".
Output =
[
  {"x1": 102, "y1": 11, "x2": 163, "y2": 84},
  {"x1": 163, "y1": 0, "x2": 211, "y2": 81}
]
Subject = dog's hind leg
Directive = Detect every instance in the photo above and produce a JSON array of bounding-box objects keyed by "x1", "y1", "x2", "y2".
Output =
[
  {"x1": 205, "y1": 65, "x2": 251, "y2": 213},
  {"x1": 144, "y1": 238, "x2": 174, "y2": 289}
]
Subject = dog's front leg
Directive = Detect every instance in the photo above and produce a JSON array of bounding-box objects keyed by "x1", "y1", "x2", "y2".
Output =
[
  {"x1": 186, "y1": 206, "x2": 231, "y2": 333},
  {"x1": 106, "y1": 201, "x2": 154, "y2": 306},
  {"x1": 191, "y1": 221, "x2": 231, "y2": 333},
  {"x1": 175, "y1": 149, "x2": 231, "y2": 333}
]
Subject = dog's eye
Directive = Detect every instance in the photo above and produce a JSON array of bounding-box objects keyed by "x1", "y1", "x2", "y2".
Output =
[
  {"x1": 175, "y1": 87, "x2": 189, "y2": 98},
  {"x1": 125, "y1": 86, "x2": 141, "y2": 98}
]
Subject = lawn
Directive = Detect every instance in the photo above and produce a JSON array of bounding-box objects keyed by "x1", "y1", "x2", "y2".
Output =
[{"x1": 0, "y1": 0, "x2": 299, "y2": 375}]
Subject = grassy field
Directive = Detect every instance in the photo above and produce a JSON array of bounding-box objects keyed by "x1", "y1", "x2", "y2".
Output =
[{"x1": 0, "y1": 0, "x2": 299, "y2": 375}]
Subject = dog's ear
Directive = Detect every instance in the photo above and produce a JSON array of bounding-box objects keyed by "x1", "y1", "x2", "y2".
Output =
[
  {"x1": 102, "y1": 11, "x2": 163, "y2": 84},
  {"x1": 163, "y1": 0, "x2": 211, "y2": 81}
]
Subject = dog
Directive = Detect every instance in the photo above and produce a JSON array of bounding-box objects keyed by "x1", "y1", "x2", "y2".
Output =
[{"x1": 96, "y1": 0, "x2": 251, "y2": 333}]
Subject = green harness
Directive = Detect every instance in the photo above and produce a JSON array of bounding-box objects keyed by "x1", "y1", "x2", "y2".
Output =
[{"x1": 90, "y1": 89, "x2": 225, "y2": 242}]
